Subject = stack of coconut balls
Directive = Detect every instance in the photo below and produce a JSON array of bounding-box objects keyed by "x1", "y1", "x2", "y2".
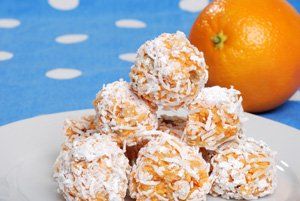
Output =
[{"x1": 53, "y1": 31, "x2": 277, "y2": 201}]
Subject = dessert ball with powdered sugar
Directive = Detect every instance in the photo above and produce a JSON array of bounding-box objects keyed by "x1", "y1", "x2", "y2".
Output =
[
  {"x1": 210, "y1": 137, "x2": 277, "y2": 200},
  {"x1": 183, "y1": 86, "x2": 244, "y2": 150},
  {"x1": 130, "y1": 31, "x2": 208, "y2": 110},
  {"x1": 93, "y1": 79, "x2": 158, "y2": 147},
  {"x1": 129, "y1": 132, "x2": 211, "y2": 201},
  {"x1": 53, "y1": 133, "x2": 130, "y2": 201}
]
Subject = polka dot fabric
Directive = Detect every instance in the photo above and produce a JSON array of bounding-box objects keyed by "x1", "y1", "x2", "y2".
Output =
[{"x1": 0, "y1": 0, "x2": 299, "y2": 129}]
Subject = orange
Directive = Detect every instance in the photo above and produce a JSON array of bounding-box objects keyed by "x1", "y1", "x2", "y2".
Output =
[{"x1": 190, "y1": 0, "x2": 300, "y2": 112}]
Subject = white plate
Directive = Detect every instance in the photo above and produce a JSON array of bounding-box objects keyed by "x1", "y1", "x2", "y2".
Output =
[{"x1": 0, "y1": 109, "x2": 299, "y2": 201}]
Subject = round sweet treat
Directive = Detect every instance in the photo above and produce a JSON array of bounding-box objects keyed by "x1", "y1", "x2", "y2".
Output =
[
  {"x1": 210, "y1": 137, "x2": 277, "y2": 200},
  {"x1": 129, "y1": 133, "x2": 211, "y2": 201},
  {"x1": 158, "y1": 115, "x2": 187, "y2": 139},
  {"x1": 93, "y1": 79, "x2": 158, "y2": 147},
  {"x1": 183, "y1": 86, "x2": 244, "y2": 150},
  {"x1": 53, "y1": 134, "x2": 130, "y2": 201},
  {"x1": 64, "y1": 114, "x2": 97, "y2": 143},
  {"x1": 130, "y1": 31, "x2": 208, "y2": 110}
]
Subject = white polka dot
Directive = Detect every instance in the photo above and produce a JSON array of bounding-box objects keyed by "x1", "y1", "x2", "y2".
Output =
[
  {"x1": 179, "y1": 0, "x2": 209, "y2": 13},
  {"x1": 119, "y1": 53, "x2": 136, "y2": 63},
  {"x1": 290, "y1": 91, "x2": 300, "y2": 101},
  {"x1": 46, "y1": 68, "x2": 82, "y2": 80},
  {"x1": 115, "y1": 19, "x2": 146, "y2": 28},
  {"x1": 0, "y1": 18, "x2": 20, "y2": 29},
  {"x1": 55, "y1": 34, "x2": 88, "y2": 44},
  {"x1": 48, "y1": 0, "x2": 79, "y2": 11},
  {"x1": 0, "y1": 51, "x2": 13, "y2": 61}
]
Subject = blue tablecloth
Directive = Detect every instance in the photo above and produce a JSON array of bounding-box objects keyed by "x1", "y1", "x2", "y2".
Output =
[{"x1": 0, "y1": 0, "x2": 299, "y2": 129}]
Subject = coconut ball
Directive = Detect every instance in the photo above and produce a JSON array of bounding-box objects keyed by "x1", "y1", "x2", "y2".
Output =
[
  {"x1": 63, "y1": 114, "x2": 97, "y2": 143},
  {"x1": 210, "y1": 137, "x2": 277, "y2": 200},
  {"x1": 183, "y1": 86, "x2": 244, "y2": 150},
  {"x1": 129, "y1": 133, "x2": 211, "y2": 201},
  {"x1": 53, "y1": 134, "x2": 130, "y2": 201},
  {"x1": 130, "y1": 31, "x2": 208, "y2": 110},
  {"x1": 93, "y1": 79, "x2": 158, "y2": 147}
]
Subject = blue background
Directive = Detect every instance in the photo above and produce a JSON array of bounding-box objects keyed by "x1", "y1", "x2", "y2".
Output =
[{"x1": 0, "y1": 0, "x2": 299, "y2": 129}]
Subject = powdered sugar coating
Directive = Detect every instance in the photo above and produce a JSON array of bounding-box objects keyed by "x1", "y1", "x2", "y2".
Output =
[
  {"x1": 130, "y1": 31, "x2": 208, "y2": 110},
  {"x1": 129, "y1": 133, "x2": 211, "y2": 201},
  {"x1": 210, "y1": 137, "x2": 277, "y2": 200},
  {"x1": 53, "y1": 133, "x2": 130, "y2": 201},
  {"x1": 183, "y1": 86, "x2": 244, "y2": 150},
  {"x1": 93, "y1": 79, "x2": 158, "y2": 147}
]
